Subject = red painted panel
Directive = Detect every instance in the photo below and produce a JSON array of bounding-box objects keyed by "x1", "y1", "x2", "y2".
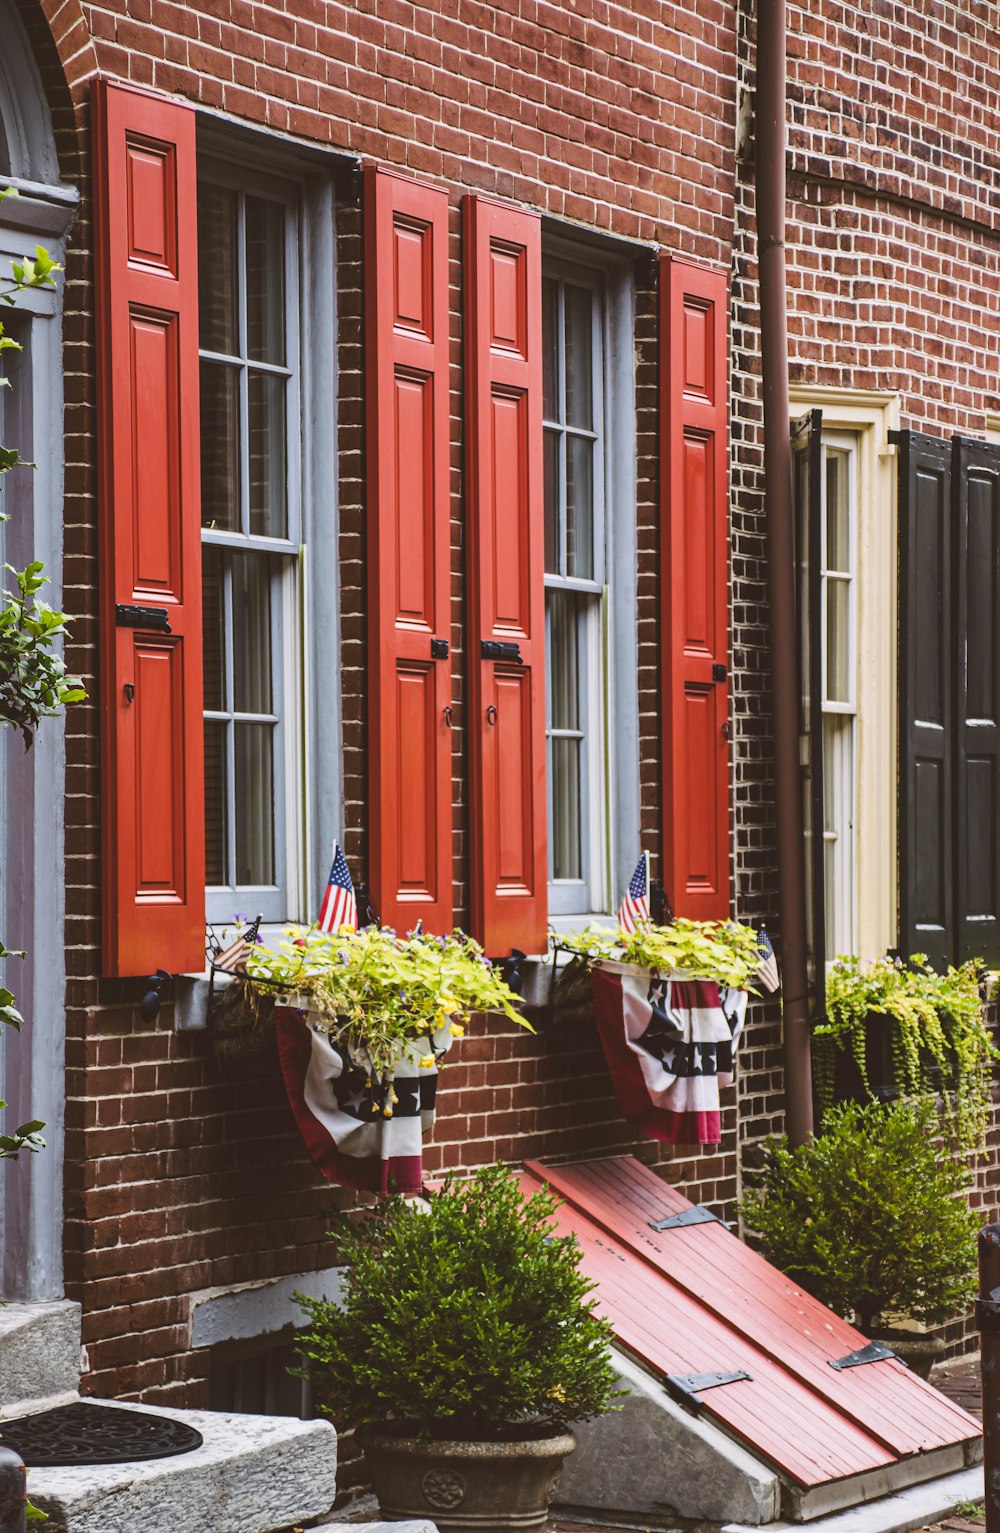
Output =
[
  {"x1": 366, "y1": 168, "x2": 453, "y2": 934},
  {"x1": 465, "y1": 195, "x2": 547, "y2": 956},
  {"x1": 94, "y1": 80, "x2": 205, "y2": 977},
  {"x1": 660, "y1": 256, "x2": 730, "y2": 919},
  {"x1": 525, "y1": 1157, "x2": 980, "y2": 1472}
]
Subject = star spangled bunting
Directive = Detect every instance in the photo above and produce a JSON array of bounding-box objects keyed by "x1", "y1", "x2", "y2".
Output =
[
  {"x1": 317, "y1": 842, "x2": 358, "y2": 934},
  {"x1": 618, "y1": 852, "x2": 651, "y2": 934},
  {"x1": 755, "y1": 925, "x2": 780, "y2": 993}
]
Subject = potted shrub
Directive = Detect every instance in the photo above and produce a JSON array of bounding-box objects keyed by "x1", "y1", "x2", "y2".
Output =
[
  {"x1": 740, "y1": 1099, "x2": 980, "y2": 1376},
  {"x1": 296, "y1": 1165, "x2": 619, "y2": 1532},
  {"x1": 815, "y1": 954, "x2": 996, "y2": 1147}
]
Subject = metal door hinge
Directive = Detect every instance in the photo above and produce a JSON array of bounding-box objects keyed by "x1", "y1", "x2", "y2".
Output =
[
  {"x1": 664, "y1": 1370, "x2": 751, "y2": 1410},
  {"x1": 829, "y1": 1340, "x2": 895, "y2": 1370},
  {"x1": 649, "y1": 1205, "x2": 723, "y2": 1233}
]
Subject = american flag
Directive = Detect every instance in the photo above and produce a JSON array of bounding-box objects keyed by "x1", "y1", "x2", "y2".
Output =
[
  {"x1": 212, "y1": 914, "x2": 261, "y2": 974},
  {"x1": 317, "y1": 843, "x2": 358, "y2": 935},
  {"x1": 618, "y1": 852, "x2": 651, "y2": 934},
  {"x1": 755, "y1": 925, "x2": 780, "y2": 993}
]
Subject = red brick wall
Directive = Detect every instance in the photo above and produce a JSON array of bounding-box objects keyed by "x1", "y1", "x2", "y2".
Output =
[{"x1": 21, "y1": 0, "x2": 746, "y2": 1403}]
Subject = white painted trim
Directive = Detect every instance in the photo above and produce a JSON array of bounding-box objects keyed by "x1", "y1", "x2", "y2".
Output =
[
  {"x1": 986, "y1": 413, "x2": 1000, "y2": 445},
  {"x1": 788, "y1": 385, "x2": 900, "y2": 961},
  {"x1": 0, "y1": 2, "x2": 60, "y2": 185},
  {"x1": 0, "y1": 175, "x2": 73, "y2": 1299}
]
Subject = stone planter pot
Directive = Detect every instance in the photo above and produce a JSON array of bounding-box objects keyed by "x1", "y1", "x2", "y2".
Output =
[
  {"x1": 363, "y1": 1429, "x2": 576, "y2": 1533},
  {"x1": 872, "y1": 1328, "x2": 947, "y2": 1381}
]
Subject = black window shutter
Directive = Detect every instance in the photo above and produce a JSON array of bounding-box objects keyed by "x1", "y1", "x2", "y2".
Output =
[
  {"x1": 953, "y1": 436, "x2": 1000, "y2": 965},
  {"x1": 792, "y1": 409, "x2": 825, "y2": 1017},
  {"x1": 893, "y1": 429, "x2": 954, "y2": 968}
]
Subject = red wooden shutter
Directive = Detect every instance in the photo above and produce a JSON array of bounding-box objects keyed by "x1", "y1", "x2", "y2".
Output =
[
  {"x1": 94, "y1": 80, "x2": 205, "y2": 977},
  {"x1": 659, "y1": 254, "x2": 731, "y2": 919},
  {"x1": 464, "y1": 196, "x2": 547, "y2": 956},
  {"x1": 365, "y1": 167, "x2": 453, "y2": 934}
]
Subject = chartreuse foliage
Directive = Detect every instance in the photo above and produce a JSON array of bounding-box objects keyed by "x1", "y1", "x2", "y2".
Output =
[
  {"x1": 557, "y1": 917, "x2": 763, "y2": 990},
  {"x1": 296, "y1": 1165, "x2": 620, "y2": 1440},
  {"x1": 740, "y1": 1100, "x2": 979, "y2": 1333},
  {"x1": 815, "y1": 953, "x2": 996, "y2": 1148}
]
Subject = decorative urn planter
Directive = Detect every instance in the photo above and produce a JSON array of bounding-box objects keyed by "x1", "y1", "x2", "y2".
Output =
[{"x1": 363, "y1": 1430, "x2": 576, "y2": 1533}]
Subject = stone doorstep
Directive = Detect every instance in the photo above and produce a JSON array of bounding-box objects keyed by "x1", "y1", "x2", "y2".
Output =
[
  {"x1": 306, "y1": 1524, "x2": 438, "y2": 1533},
  {"x1": 0, "y1": 1299, "x2": 82, "y2": 1414},
  {"x1": 26, "y1": 1399, "x2": 338, "y2": 1533}
]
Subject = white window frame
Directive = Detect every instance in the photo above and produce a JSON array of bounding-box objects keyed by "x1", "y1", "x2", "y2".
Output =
[
  {"x1": 819, "y1": 431, "x2": 858, "y2": 961},
  {"x1": 543, "y1": 257, "x2": 608, "y2": 917},
  {"x1": 789, "y1": 385, "x2": 901, "y2": 963},
  {"x1": 199, "y1": 160, "x2": 304, "y2": 926},
  {"x1": 541, "y1": 237, "x2": 640, "y2": 929},
  {"x1": 192, "y1": 126, "x2": 342, "y2": 951}
]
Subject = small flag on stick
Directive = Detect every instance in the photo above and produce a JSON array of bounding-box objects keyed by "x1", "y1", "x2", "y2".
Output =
[
  {"x1": 317, "y1": 842, "x2": 358, "y2": 935},
  {"x1": 755, "y1": 925, "x2": 780, "y2": 993},
  {"x1": 618, "y1": 852, "x2": 651, "y2": 934},
  {"x1": 213, "y1": 914, "x2": 262, "y2": 974}
]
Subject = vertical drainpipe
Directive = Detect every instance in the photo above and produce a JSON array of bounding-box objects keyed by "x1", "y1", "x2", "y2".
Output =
[{"x1": 755, "y1": 0, "x2": 814, "y2": 1145}]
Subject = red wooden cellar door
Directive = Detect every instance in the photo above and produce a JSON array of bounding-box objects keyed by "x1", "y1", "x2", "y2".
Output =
[{"x1": 520, "y1": 1156, "x2": 979, "y2": 1490}]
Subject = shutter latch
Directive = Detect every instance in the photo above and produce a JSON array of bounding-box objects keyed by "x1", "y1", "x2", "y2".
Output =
[
  {"x1": 481, "y1": 639, "x2": 523, "y2": 664},
  {"x1": 116, "y1": 603, "x2": 172, "y2": 633}
]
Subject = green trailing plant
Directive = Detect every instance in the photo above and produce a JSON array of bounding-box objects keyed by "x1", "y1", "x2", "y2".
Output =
[
  {"x1": 740, "y1": 1099, "x2": 980, "y2": 1333},
  {"x1": 556, "y1": 917, "x2": 763, "y2": 991},
  {"x1": 815, "y1": 953, "x2": 996, "y2": 1147},
  {"x1": 296, "y1": 1164, "x2": 620, "y2": 1440},
  {"x1": 244, "y1": 924, "x2": 527, "y2": 1079}
]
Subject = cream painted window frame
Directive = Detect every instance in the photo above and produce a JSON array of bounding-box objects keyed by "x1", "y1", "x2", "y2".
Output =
[{"x1": 788, "y1": 385, "x2": 900, "y2": 962}]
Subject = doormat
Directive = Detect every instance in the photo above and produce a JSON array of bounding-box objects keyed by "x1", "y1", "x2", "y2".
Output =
[{"x1": 0, "y1": 1401, "x2": 204, "y2": 1466}]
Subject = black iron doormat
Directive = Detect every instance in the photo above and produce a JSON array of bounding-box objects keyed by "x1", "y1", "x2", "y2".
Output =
[{"x1": 0, "y1": 1401, "x2": 204, "y2": 1466}]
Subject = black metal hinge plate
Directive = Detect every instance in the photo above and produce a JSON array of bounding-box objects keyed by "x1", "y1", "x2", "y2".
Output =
[
  {"x1": 664, "y1": 1370, "x2": 751, "y2": 1410},
  {"x1": 649, "y1": 1205, "x2": 722, "y2": 1233},
  {"x1": 829, "y1": 1340, "x2": 895, "y2": 1371},
  {"x1": 481, "y1": 639, "x2": 523, "y2": 663}
]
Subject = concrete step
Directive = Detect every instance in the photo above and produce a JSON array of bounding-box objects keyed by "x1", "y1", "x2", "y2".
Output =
[
  {"x1": 0, "y1": 1300, "x2": 81, "y2": 1415},
  {"x1": 27, "y1": 1399, "x2": 338, "y2": 1533},
  {"x1": 308, "y1": 1524, "x2": 437, "y2": 1533},
  {"x1": 722, "y1": 1463, "x2": 984, "y2": 1533}
]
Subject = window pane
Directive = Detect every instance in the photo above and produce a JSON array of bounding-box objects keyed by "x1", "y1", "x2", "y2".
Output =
[
  {"x1": 248, "y1": 372, "x2": 288, "y2": 538},
  {"x1": 551, "y1": 737, "x2": 582, "y2": 881},
  {"x1": 548, "y1": 589, "x2": 580, "y2": 730},
  {"x1": 200, "y1": 361, "x2": 240, "y2": 531},
  {"x1": 198, "y1": 183, "x2": 238, "y2": 356},
  {"x1": 826, "y1": 452, "x2": 849, "y2": 571},
  {"x1": 202, "y1": 544, "x2": 226, "y2": 711},
  {"x1": 204, "y1": 721, "x2": 228, "y2": 886},
  {"x1": 235, "y1": 723, "x2": 275, "y2": 885},
  {"x1": 566, "y1": 434, "x2": 594, "y2": 579},
  {"x1": 233, "y1": 554, "x2": 273, "y2": 715},
  {"x1": 826, "y1": 577, "x2": 850, "y2": 702},
  {"x1": 544, "y1": 428, "x2": 559, "y2": 573},
  {"x1": 564, "y1": 282, "x2": 593, "y2": 430},
  {"x1": 246, "y1": 196, "x2": 286, "y2": 365},
  {"x1": 542, "y1": 277, "x2": 558, "y2": 421}
]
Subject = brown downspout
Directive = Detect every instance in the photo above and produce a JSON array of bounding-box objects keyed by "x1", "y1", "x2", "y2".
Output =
[{"x1": 755, "y1": 0, "x2": 814, "y2": 1145}]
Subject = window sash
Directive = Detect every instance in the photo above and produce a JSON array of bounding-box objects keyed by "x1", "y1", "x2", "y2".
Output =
[
  {"x1": 819, "y1": 431, "x2": 858, "y2": 959},
  {"x1": 199, "y1": 166, "x2": 303, "y2": 925}
]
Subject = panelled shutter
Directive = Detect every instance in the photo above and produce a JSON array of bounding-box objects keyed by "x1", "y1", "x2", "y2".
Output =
[
  {"x1": 94, "y1": 80, "x2": 205, "y2": 977},
  {"x1": 954, "y1": 437, "x2": 1000, "y2": 964},
  {"x1": 365, "y1": 167, "x2": 453, "y2": 935},
  {"x1": 894, "y1": 429, "x2": 954, "y2": 969},
  {"x1": 464, "y1": 195, "x2": 547, "y2": 957},
  {"x1": 659, "y1": 255, "x2": 731, "y2": 919},
  {"x1": 792, "y1": 409, "x2": 826, "y2": 1015}
]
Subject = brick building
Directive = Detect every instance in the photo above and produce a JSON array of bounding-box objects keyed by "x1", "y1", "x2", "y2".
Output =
[{"x1": 0, "y1": 0, "x2": 998, "y2": 1413}]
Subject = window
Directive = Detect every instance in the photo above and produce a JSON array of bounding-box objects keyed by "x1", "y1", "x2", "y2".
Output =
[
  {"x1": 820, "y1": 434, "x2": 858, "y2": 961},
  {"x1": 198, "y1": 169, "x2": 302, "y2": 925},
  {"x1": 542, "y1": 264, "x2": 608, "y2": 917}
]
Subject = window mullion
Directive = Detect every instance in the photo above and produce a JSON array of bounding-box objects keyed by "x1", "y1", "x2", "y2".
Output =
[
  {"x1": 223, "y1": 555, "x2": 238, "y2": 891},
  {"x1": 556, "y1": 281, "x2": 568, "y2": 578}
]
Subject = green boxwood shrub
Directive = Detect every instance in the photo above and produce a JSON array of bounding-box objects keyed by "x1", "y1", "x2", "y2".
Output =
[
  {"x1": 296, "y1": 1164, "x2": 619, "y2": 1440},
  {"x1": 740, "y1": 1100, "x2": 979, "y2": 1333}
]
